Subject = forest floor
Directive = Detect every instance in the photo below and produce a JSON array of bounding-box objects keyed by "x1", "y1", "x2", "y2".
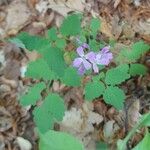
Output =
[{"x1": 0, "y1": 0, "x2": 150, "y2": 150}]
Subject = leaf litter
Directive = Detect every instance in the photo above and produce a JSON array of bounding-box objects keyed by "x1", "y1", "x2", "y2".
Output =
[{"x1": 0, "y1": 0, "x2": 150, "y2": 149}]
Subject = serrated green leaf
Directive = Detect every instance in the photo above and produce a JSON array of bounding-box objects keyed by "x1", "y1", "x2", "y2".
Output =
[
  {"x1": 16, "y1": 32, "x2": 50, "y2": 52},
  {"x1": 60, "y1": 14, "x2": 81, "y2": 36},
  {"x1": 129, "y1": 64, "x2": 147, "y2": 76},
  {"x1": 9, "y1": 38, "x2": 26, "y2": 49},
  {"x1": 47, "y1": 27, "x2": 57, "y2": 41},
  {"x1": 33, "y1": 93, "x2": 65, "y2": 133},
  {"x1": 42, "y1": 47, "x2": 67, "y2": 77},
  {"x1": 90, "y1": 18, "x2": 101, "y2": 33},
  {"x1": 20, "y1": 82, "x2": 46, "y2": 106},
  {"x1": 39, "y1": 130, "x2": 84, "y2": 150},
  {"x1": 118, "y1": 41, "x2": 150, "y2": 63},
  {"x1": 105, "y1": 64, "x2": 130, "y2": 85},
  {"x1": 25, "y1": 58, "x2": 56, "y2": 80},
  {"x1": 132, "y1": 131, "x2": 150, "y2": 150},
  {"x1": 62, "y1": 67, "x2": 81, "y2": 86},
  {"x1": 56, "y1": 38, "x2": 66, "y2": 49},
  {"x1": 103, "y1": 86, "x2": 125, "y2": 110},
  {"x1": 85, "y1": 81, "x2": 105, "y2": 100}
]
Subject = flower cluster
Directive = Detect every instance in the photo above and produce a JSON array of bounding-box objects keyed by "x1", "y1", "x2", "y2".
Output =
[{"x1": 73, "y1": 43, "x2": 113, "y2": 75}]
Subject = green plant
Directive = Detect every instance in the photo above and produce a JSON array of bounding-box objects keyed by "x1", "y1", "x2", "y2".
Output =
[{"x1": 10, "y1": 13, "x2": 150, "y2": 150}]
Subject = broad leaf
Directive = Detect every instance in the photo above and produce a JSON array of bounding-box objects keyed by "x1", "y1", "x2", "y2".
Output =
[
  {"x1": 62, "y1": 67, "x2": 81, "y2": 86},
  {"x1": 117, "y1": 41, "x2": 150, "y2": 63},
  {"x1": 16, "y1": 32, "x2": 50, "y2": 52},
  {"x1": 41, "y1": 47, "x2": 67, "y2": 77},
  {"x1": 20, "y1": 82, "x2": 46, "y2": 106},
  {"x1": 47, "y1": 27, "x2": 57, "y2": 41},
  {"x1": 25, "y1": 58, "x2": 56, "y2": 80},
  {"x1": 129, "y1": 64, "x2": 147, "y2": 76},
  {"x1": 90, "y1": 18, "x2": 101, "y2": 37},
  {"x1": 39, "y1": 130, "x2": 84, "y2": 150},
  {"x1": 33, "y1": 93, "x2": 65, "y2": 133},
  {"x1": 85, "y1": 81, "x2": 105, "y2": 100},
  {"x1": 105, "y1": 64, "x2": 130, "y2": 85},
  {"x1": 60, "y1": 14, "x2": 81, "y2": 36},
  {"x1": 55, "y1": 38, "x2": 66, "y2": 49},
  {"x1": 103, "y1": 86, "x2": 125, "y2": 110}
]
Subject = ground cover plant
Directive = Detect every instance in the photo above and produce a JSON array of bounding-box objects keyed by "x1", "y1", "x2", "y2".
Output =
[{"x1": 10, "y1": 13, "x2": 150, "y2": 150}]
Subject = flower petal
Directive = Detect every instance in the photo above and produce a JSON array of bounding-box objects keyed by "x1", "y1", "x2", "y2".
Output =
[
  {"x1": 73, "y1": 58, "x2": 83, "y2": 68},
  {"x1": 93, "y1": 63, "x2": 99, "y2": 73},
  {"x1": 83, "y1": 59, "x2": 91, "y2": 70},
  {"x1": 77, "y1": 46, "x2": 84, "y2": 57},
  {"x1": 78, "y1": 65, "x2": 86, "y2": 75},
  {"x1": 85, "y1": 52, "x2": 96, "y2": 63},
  {"x1": 82, "y1": 43, "x2": 89, "y2": 49},
  {"x1": 101, "y1": 46, "x2": 110, "y2": 53}
]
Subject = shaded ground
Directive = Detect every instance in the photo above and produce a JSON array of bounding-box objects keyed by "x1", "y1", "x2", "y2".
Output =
[{"x1": 0, "y1": 0, "x2": 150, "y2": 149}]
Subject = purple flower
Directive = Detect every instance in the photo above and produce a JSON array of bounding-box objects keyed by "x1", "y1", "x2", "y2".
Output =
[
  {"x1": 96, "y1": 46, "x2": 113, "y2": 65},
  {"x1": 73, "y1": 43, "x2": 113, "y2": 75},
  {"x1": 73, "y1": 44, "x2": 91, "y2": 75}
]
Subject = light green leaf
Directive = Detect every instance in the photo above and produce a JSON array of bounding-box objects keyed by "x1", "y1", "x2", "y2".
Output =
[
  {"x1": 60, "y1": 14, "x2": 81, "y2": 36},
  {"x1": 16, "y1": 32, "x2": 50, "y2": 52},
  {"x1": 42, "y1": 47, "x2": 67, "y2": 77},
  {"x1": 9, "y1": 38, "x2": 26, "y2": 49},
  {"x1": 25, "y1": 58, "x2": 56, "y2": 80},
  {"x1": 103, "y1": 86, "x2": 125, "y2": 110},
  {"x1": 129, "y1": 64, "x2": 147, "y2": 76},
  {"x1": 90, "y1": 18, "x2": 101, "y2": 33},
  {"x1": 56, "y1": 38, "x2": 66, "y2": 49},
  {"x1": 85, "y1": 81, "x2": 105, "y2": 101},
  {"x1": 105, "y1": 64, "x2": 130, "y2": 85},
  {"x1": 118, "y1": 41, "x2": 150, "y2": 63},
  {"x1": 47, "y1": 27, "x2": 57, "y2": 41},
  {"x1": 39, "y1": 130, "x2": 84, "y2": 150},
  {"x1": 132, "y1": 131, "x2": 150, "y2": 150},
  {"x1": 20, "y1": 82, "x2": 46, "y2": 106},
  {"x1": 62, "y1": 67, "x2": 81, "y2": 86},
  {"x1": 33, "y1": 93, "x2": 65, "y2": 133}
]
